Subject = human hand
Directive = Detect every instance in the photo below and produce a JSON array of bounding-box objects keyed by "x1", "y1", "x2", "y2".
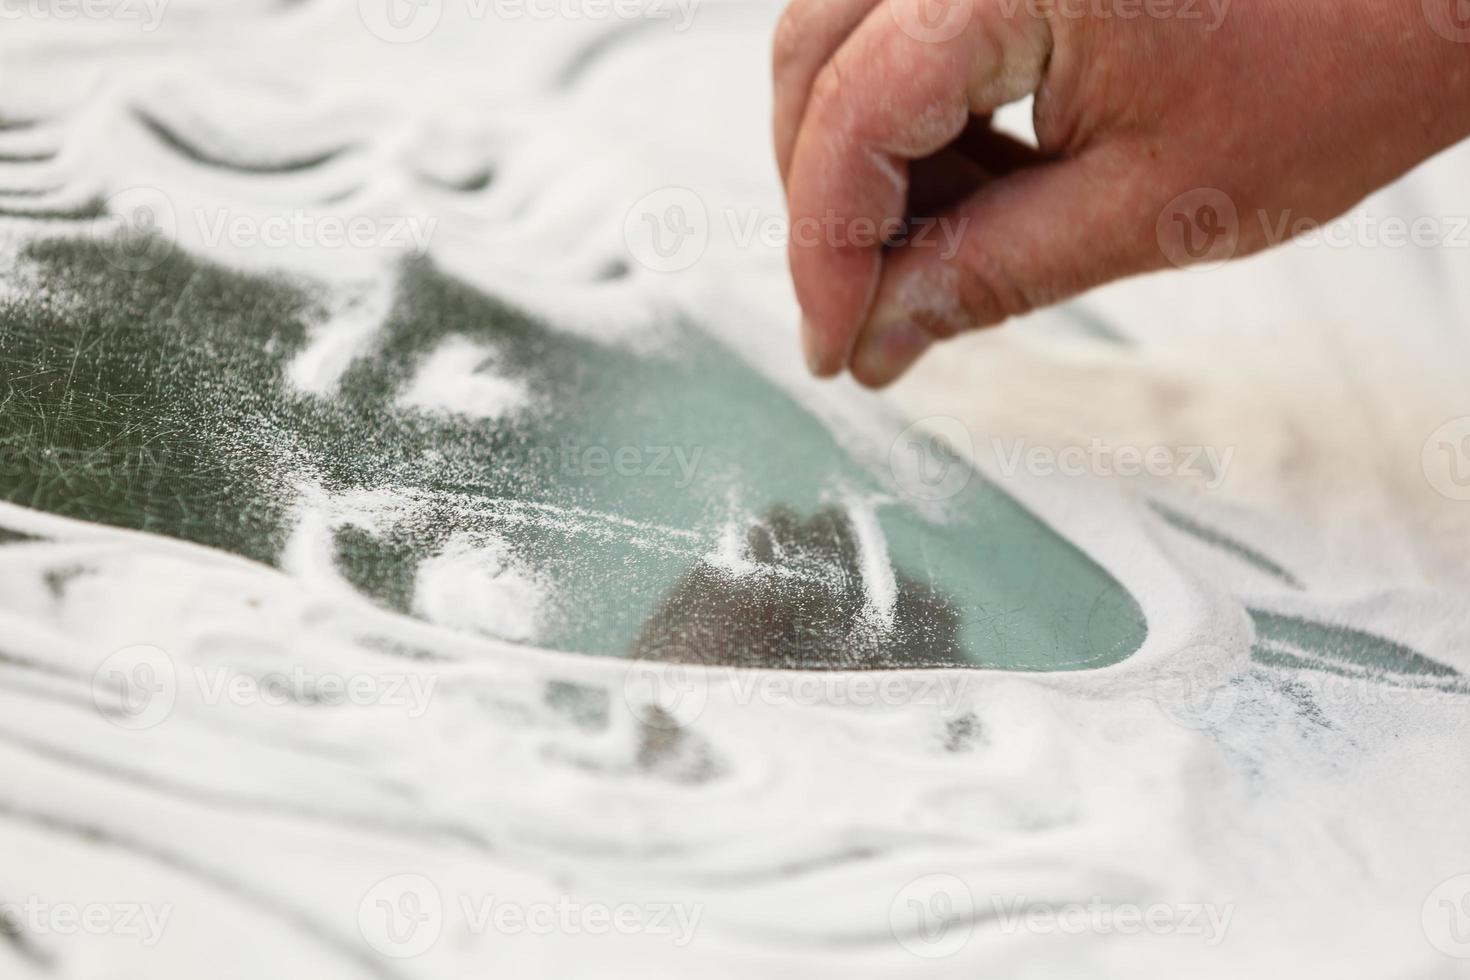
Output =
[{"x1": 773, "y1": 0, "x2": 1470, "y2": 385}]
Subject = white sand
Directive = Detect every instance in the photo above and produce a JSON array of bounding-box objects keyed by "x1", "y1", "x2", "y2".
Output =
[
  {"x1": 395, "y1": 335, "x2": 532, "y2": 421},
  {"x1": 0, "y1": 3, "x2": 1467, "y2": 979}
]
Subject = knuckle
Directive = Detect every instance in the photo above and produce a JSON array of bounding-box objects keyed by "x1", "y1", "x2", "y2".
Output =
[{"x1": 954, "y1": 250, "x2": 1032, "y2": 327}]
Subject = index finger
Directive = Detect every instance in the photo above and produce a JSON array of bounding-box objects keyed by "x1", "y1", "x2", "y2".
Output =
[
  {"x1": 785, "y1": 0, "x2": 1050, "y2": 374},
  {"x1": 771, "y1": 0, "x2": 885, "y2": 184}
]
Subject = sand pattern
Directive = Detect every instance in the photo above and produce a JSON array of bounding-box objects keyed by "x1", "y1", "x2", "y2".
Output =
[{"x1": 0, "y1": 3, "x2": 1467, "y2": 977}]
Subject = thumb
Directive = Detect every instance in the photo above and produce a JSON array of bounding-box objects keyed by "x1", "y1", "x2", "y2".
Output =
[{"x1": 849, "y1": 145, "x2": 1160, "y2": 387}]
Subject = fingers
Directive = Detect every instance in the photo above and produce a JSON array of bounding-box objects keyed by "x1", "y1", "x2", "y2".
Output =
[
  {"x1": 948, "y1": 119, "x2": 1045, "y2": 180},
  {"x1": 850, "y1": 145, "x2": 1155, "y2": 387},
  {"x1": 783, "y1": 0, "x2": 1052, "y2": 375},
  {"x1": 905, "y1": 120, "x2": 1044, "y2": 215},
  {"x1": 772, "y1": 0, "x2": 886, "y2": 183},
  {"x1": 906, "y1": 147, "x2": 992, "y2": 218}
]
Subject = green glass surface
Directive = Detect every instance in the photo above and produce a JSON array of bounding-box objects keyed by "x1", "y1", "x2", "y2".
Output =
[{"x1": 0, "y1": 235, "x2": 1146, "y2": 669}]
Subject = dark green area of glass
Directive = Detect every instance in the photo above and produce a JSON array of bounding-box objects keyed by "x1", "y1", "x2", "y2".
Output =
[
  {"x1": 0, "y1": 235, "x2": 1147, "y2": 670},
  {"x1": 1249, "y1": 609, "x2": 1458, "y2": 678}
]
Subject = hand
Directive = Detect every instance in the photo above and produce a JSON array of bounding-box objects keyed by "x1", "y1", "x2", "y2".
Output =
[{"x1": 773, "y1": 0, "x2": 1470, "y2": 385}]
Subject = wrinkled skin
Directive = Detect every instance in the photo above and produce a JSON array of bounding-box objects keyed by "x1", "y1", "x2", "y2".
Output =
[{"x1": 773, "y1": 0, "x2": 1470, "y2": 385}]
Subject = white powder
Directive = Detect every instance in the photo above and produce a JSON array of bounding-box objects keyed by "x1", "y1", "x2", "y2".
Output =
[
  {"x1": 396, "y1": 335, "x2": 530, "y2": 420},
  {"x1": 844, "y1": 493, "x2": 897, "y2": 632},
  {"x1": 412, "y1": 533, "x2": 542, "y2": 642},
  {"x1": 703, "y1": 519, "x2": 764, "y2": 579},
  {"x1": 285, "y1": 278, "x2": 395, "y2": 396},
  {"x1": 2, "y1": 5, "x2": 1469, "y2": 979}
]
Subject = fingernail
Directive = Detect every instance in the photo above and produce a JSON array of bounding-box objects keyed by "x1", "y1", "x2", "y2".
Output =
[
  {"x1": 800, "y1": 316, "x2": 825, "y2": 375},
  {"x1": 852, "y1": 318, "x2": 930, "y2": 386}
]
